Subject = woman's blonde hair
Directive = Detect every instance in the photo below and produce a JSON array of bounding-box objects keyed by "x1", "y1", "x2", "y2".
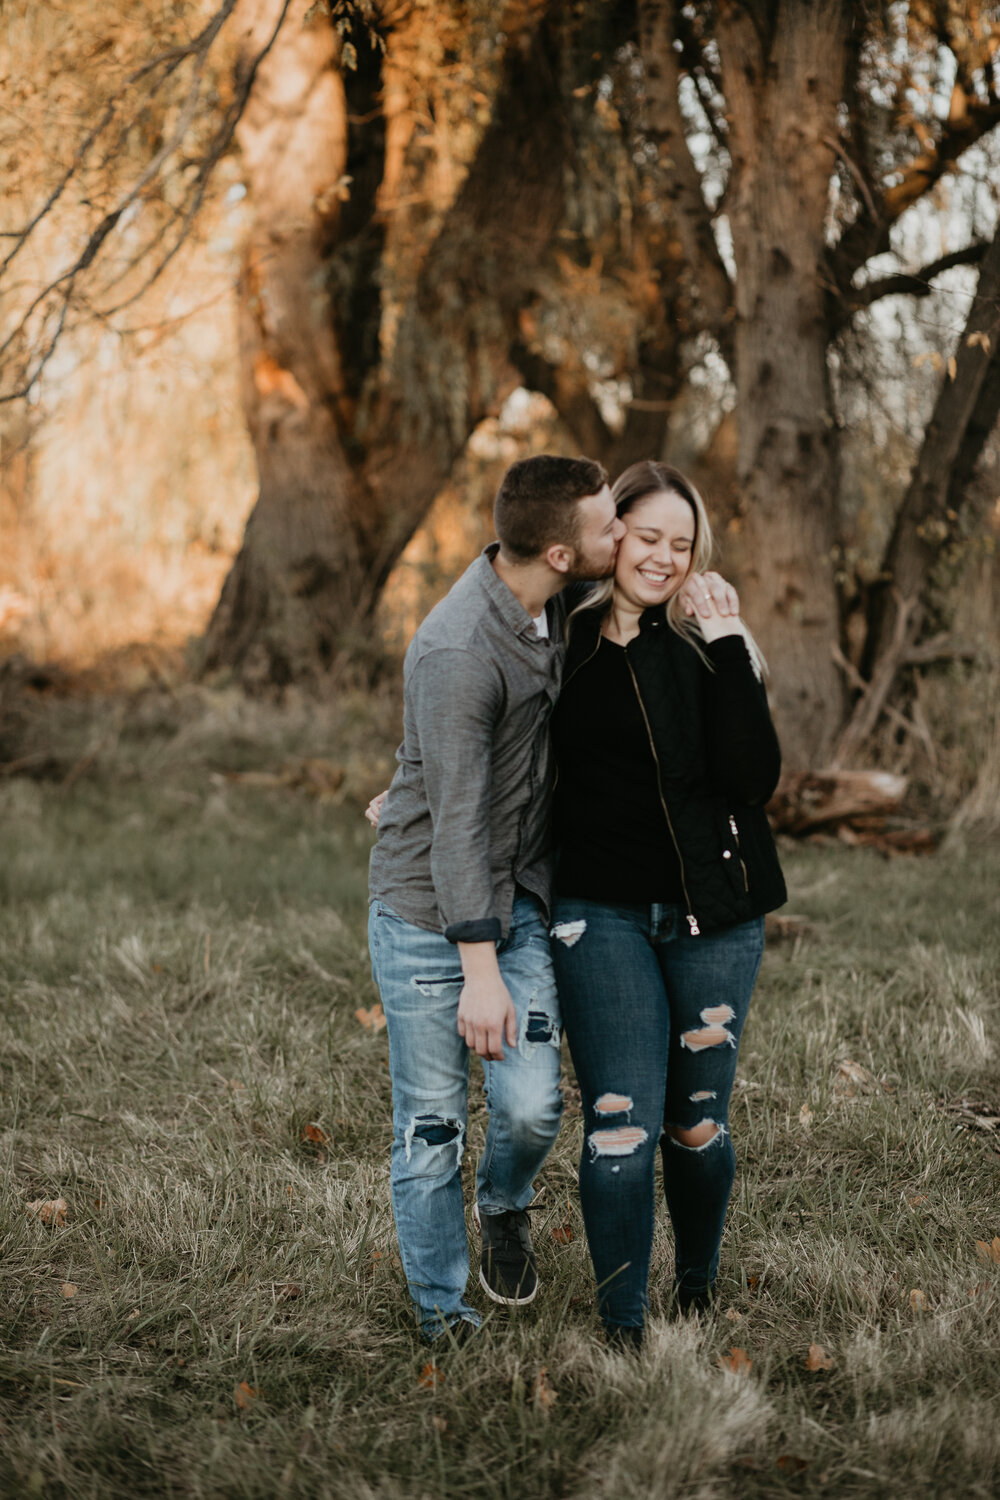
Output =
[{"x1": 568, "y1": 459, "x2": 766, "y2": 677}]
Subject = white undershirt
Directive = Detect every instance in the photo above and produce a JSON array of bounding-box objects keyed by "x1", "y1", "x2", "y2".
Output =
[{"x1": 533, "y1": 608, "x2": 549, "y2": 639}]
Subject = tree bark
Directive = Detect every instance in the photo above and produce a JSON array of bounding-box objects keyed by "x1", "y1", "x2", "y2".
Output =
[
  {"x1": 203, "y1": 1, "x2": 571, "y2": 689},
  {"x1": 716, "y1": 0, "x2": 852, "y2": 768},
  {"x1": 865, "y1": 221, "x2": 1000, "y2": 673},
  {"x1": 201, "y1": 0, "x2": 366, "y2": 686}
]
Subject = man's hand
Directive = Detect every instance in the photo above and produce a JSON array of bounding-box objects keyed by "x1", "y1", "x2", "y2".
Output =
[
  {"x1": 679, "y1": 570, "x2": 739, "y2": 620},
  {"x1": 456, "y1": 975, "x2": 518, "y2": 1060},
  {"x1": 365, "y1": 790, "x2": 388, "y2": 828},
  {"x1": 456, "y1": 941, "x2": 517, "y2": 1060}
]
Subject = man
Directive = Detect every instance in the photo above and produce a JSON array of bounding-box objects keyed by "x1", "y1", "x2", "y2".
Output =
[
  {"x1": 368, "y1": 455, "x2": 623, "y2": 1341},
  {"x1": 368, "y1": 454, "x2": 735, "y2": 1342}
]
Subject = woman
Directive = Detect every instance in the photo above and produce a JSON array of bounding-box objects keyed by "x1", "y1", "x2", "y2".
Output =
[{"x1": 550, "y1": 460, "x2": 786, "y2": 1347}]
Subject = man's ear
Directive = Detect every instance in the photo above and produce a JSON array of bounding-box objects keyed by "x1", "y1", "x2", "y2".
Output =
[{"x1": 544, "y1": 543, "x2": 574, "y2": 575}]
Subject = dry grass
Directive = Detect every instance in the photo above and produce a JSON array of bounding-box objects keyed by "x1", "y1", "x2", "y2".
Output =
[{"x1": 1, "y1": 691, "x2": 999, "y2": 1498}]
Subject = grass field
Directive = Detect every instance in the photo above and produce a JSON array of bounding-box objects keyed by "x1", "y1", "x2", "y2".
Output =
[{"x1": 2, "y1": 690, "x2": 999, "y2": 1499}]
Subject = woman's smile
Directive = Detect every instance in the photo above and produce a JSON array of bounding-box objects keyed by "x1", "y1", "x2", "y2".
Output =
[{"x1": 615, "y1": 489, "x2": 696, "y2": 607}]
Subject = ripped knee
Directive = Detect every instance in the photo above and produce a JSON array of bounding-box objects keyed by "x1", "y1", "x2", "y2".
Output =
[
  {"x1": 665, "y1": 1119, "x2": 725, "y2": 1151},
  {"x1": 403, "y1": 1113, "x2": 465, "y2": 1163},
  {"x1": 522, "y1": 1009, "x2": 561, "y2": 1048}
]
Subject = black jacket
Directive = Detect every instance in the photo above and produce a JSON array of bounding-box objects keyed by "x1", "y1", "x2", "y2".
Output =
[{"x1": 562, "y1": 605, "x2": 787, "y2": 935}]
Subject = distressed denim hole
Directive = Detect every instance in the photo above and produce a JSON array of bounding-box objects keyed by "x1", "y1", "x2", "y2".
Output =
[
  {"x1": 412, "y1": 974, "x2": 464, "y2": 997},
  {"x1": 665, "y1": 1119, "x2": 726, "y2": 1152},
  {"x1": 551, "y1": 920, "x2": 587, "y2": 947},
  {"x1": 595, "y1": 1092, "x2": 633, "y2": 1116},
  {"x1": 680, "y1": 1024, "x2": 735, "y2": 1052},
  {"x1": 524, "y1": 1010, "x2": 560, "y2": 1046},
  {"x1": 588, "y1": 1125, "x2": 648, "y2": 1159},
  {"x1": 404, "y1": 1113, "x2": 465, "y2": 1163}
]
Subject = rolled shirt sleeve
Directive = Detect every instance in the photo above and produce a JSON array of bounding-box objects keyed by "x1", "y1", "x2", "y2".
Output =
[{"x1": 409, "y1": 648, "x2": 504, "y2": 944}]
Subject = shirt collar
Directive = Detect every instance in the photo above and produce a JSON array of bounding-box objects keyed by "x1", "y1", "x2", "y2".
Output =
[{"x1": 475, "y1": 543, "x2": 549, "y2": 640}]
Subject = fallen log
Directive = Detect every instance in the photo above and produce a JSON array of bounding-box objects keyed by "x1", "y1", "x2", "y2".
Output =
[{"x1": 768, "y1": 769, "x2": 908, "y2": 835}]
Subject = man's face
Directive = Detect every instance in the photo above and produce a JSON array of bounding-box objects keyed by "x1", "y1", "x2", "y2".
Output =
[{"x1": 567, "y1": 485, "x2": 625, "y2": 580}]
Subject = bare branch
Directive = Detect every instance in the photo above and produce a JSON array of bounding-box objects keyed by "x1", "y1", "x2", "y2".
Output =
[
  {"x1": 829, "y1": 592, "x2": 920, "y2": 769},
  {"x1": 0, "y1": 0, "x2": 292, "y2": 403},
  {"x1": 97, "y1": 0, "x2": 295, "y2": 319},
  {"x1": 851, "y1": 241, "x2": 990, "y2": 309},
  {"x1": 0, "y1": 0, "x2": 239, "y2": 280}
]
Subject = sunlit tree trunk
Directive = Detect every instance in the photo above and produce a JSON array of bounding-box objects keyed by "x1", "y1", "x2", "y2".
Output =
[
  {"x1": 204, "y1": 0, "x2": 571, "y2": 689},
  {"x1": 716, "y1": 1, "x2": 851, "y2": 768},
  {"x1": 202, "y1": 0, "x2": 366, "y2": 685}
]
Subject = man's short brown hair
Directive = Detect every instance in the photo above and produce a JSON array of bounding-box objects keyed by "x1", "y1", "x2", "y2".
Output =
[{"x1": 494, "y1": 455, "x2": 609, "y2": 561}]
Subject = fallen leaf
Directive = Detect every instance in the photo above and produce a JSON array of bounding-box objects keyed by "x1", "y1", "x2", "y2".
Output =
[
  {"x1": 533, "y1": 1365, "x2": 558, "y2": 1413},
  {"x1": 798, "y1": 1103, "x2": 813, "y2": 1130},
  {"x1": 127, "y1": 1307, "x2": 140, "y2": 1320},
  {"x1": 718, "y1": 1346, "x2": 753, "y2": 1375},
  {"x1": 274, "y1": 1283, "x2": 302, "y2": 1301},
  {"x1": 974, "y1": 1236, "x2": 1000, "y2": 1264},
  {"x1": 93, "y1": 1194, "x2": 107, "y2": 1210},
  {"x1": 909, "y1": 1288, "x2": 928, "y2": 1311},
  {"x1": 418, "y1": 1360, "x2": 443, "y2": 1390},
  {"x1": 725, "y1": 1307, "x2": 743, "y2": 1323},
  {"x1": 776, "y1": 1455, "x2": 809, "y2": 1473},
  {"x1": 833, "y1": 1060, "x2": 877, "y2": 1098},
  {"x1": 947, "y1": 355, "x2": 957, "y2": 381},
  {"x1": 234, "y1": 1381, "x2": 261, "y2": 1408},
  {"x1": 370, "y1": 1249, "x2": 384, "y2": 1261},
  {"x1": 60, "y1": 1282, "x2": 78, "y2": 1299},
  {"x1": 805, "y1": 1342, "x2": 834, "y2": 1371},
  {"x1": 431, "y1": 1413, "x2": 448, "y2": 1433},
  {"x1": 967, "y1": 330, "x2": 992, "y2": 353},
  {"x1": 551, "y1": 1224, "x2": 574, "y2": 1245},
  {"x1": 909, "y1": 1194, "x2": 927, "y2": 1207},
  {"x1": 26, "y1": 1198, "x2": 68, "y2": 1226},
  {"x1": 355, "y1": 1003, "x2": 387, "y2": 1033},
  {"x1": 302, "y1": 1123, "x2": 330, "y2": 1146}
]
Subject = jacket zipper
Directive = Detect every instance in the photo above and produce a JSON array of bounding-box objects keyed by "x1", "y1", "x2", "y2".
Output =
[
  {"x1": 625, "y1": 650, "x2": 700, "y2": 936},
  {"x1": 729, "y1": 812, "x2": 749, "y2": 893},
  {"x1": 554, "y1": 628, "x2": 603, "y2": 794}
]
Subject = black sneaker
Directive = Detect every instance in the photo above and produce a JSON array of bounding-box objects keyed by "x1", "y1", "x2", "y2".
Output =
[
  {"x1": 604, "y1": 1323, "x2": 644, "y2": 1353},
  {"x1": 673, "y1": 1280, "x2": 714, "y2": 1317},
  {"x1": 476, "y1": 1206, "x2": 538, "y2": 1306}
]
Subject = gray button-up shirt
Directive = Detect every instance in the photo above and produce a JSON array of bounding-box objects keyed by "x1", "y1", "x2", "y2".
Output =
[{"x1": 369, "y1": 544, "x2": 566, "y2": 943}]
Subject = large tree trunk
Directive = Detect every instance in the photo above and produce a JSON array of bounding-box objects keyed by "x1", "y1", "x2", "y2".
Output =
[
  {"x1": 717, "y1": 1, "x2": 852, "y2": 768},
  {"x1": 202, "y1": 0, "x2": 365, "y2": 685},
  {"x1": 203, "y1": 0, "x2": 574, "y2": 689}
]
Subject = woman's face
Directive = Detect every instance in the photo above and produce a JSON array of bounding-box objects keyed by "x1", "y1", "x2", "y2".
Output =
[{"x1": 613, "y1": 489, "x2": 696, "y2": 609}]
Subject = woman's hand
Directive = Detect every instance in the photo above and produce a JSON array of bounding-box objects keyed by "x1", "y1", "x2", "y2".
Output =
[
  {"x1": 365, "y1": 790, "x2": 388, "y2": 828},
  {"x1": 679, "y1": 570, "x2": 739, "y2": 621},
  {"x1": 681, "y1": 571, "x2": 744, "y2": 642}
]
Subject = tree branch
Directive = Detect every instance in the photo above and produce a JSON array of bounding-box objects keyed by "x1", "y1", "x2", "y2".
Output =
[
  {"x1": 0, "y1": 0, "x2": 290, "y2": 404},
  {"x1": 637, "y1": 0, "x2": 734, "y2": 364},
  {"x1": 850, "y1": 241, "x2": 990, "y2": 310}
]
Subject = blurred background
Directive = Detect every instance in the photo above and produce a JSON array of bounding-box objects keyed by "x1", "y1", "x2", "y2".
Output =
[{"x1": 2, "y1": 0, "x2": 999, "y2": 828}]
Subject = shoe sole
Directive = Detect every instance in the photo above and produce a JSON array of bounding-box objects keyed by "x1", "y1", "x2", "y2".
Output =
[
  {"x1": 472, "y1": 1201, "x2": 538, "y2": 1307},
  {"x1": 478, "y1": 1268, "x2": 537, "y2": 1307}
]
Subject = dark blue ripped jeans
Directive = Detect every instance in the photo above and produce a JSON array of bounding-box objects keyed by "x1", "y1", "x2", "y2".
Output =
[{"x1": 551, "y1": 898, "x2": 765, "y2": 1332}]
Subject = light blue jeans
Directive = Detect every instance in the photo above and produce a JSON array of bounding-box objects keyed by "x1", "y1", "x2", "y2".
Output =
[{"x1": 368, "y1": 894, "x2": 563, "y2": 1338}]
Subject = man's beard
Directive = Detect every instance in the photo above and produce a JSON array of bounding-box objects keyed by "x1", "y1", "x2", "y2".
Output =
[{"x1": 565, "y1": 546, "x2": 618, "y2": 583}]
